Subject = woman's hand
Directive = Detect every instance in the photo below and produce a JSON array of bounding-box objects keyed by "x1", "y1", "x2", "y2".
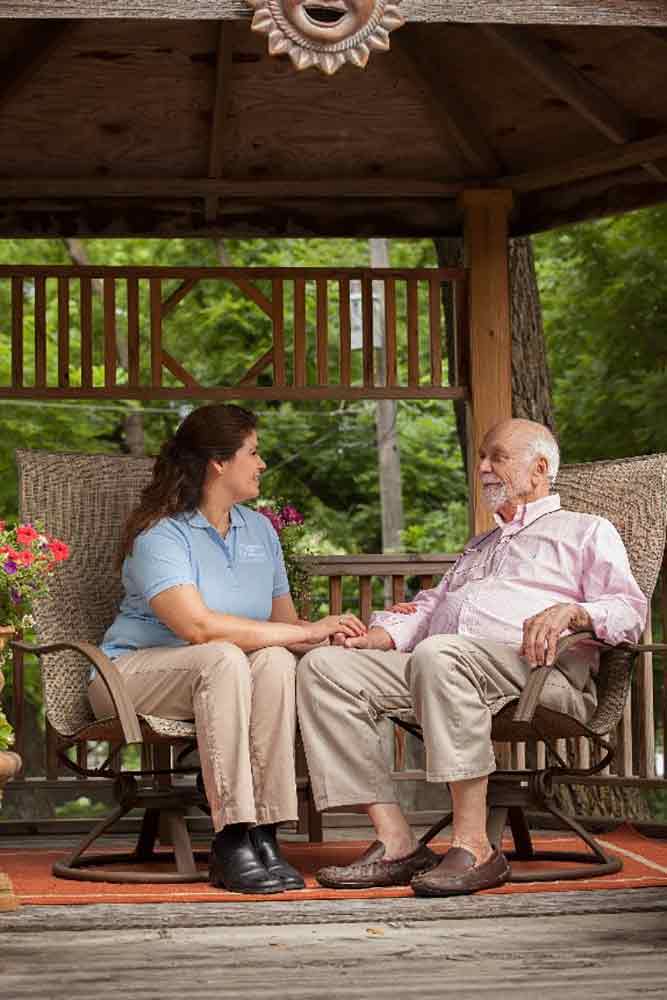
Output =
[
  {"x1": 304, "y1": 613, "x2": 367, "y2": 645},
  {"x1": 388, "y1": 602, "x2": 418, "y2": 615}
]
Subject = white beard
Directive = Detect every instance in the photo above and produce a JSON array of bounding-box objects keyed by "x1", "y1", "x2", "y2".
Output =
[{"x1": 481, "y1": 482, "x2": 510, "y2": 511}]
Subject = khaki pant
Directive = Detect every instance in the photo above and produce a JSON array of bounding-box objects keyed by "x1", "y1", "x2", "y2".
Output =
[
  {"x1": 296, "y1": 634, "x2": 596, "y2": 812},
  {"x1": 89, "y1": 642, "x2": 298, "y2": 831}
]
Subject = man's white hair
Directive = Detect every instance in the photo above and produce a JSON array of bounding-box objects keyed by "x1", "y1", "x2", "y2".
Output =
[{"x1": 526, "y1": 429, "x2": 560, "y2": 485}]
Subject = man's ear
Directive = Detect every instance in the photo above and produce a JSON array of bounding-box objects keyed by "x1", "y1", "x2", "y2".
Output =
[{"x1": 534, "y1": 455, "x2": 549, "y2": 478}]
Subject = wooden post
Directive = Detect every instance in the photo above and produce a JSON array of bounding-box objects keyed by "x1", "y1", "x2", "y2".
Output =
[{"x1": 459, "y1": 189, "x2": 514, "y2": 534}]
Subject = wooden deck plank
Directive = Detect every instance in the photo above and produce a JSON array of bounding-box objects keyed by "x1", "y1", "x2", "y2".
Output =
[{"x1": 2, "y1": 905, "x2": 667, "y2": 1000}]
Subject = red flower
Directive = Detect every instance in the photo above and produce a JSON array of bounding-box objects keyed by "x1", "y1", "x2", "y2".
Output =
[
  {"x1": 280, "y1": 505, "x2": 304, "y2": 526},
  {"x1": 15, "y1": 550, "x2": 34, "y2": 566},
  {"x1": 16, "y1": 524, "x2": 39, "y2": 546},
  {"x1": 0, "y1": 520, "x2": 5, "y2": 533},
  {"x1": 47, "y1": 539, "x2": 70, "y2": 562},
  {"x1": 258, "y1": 507, "x2": 284, "y2": 535}
]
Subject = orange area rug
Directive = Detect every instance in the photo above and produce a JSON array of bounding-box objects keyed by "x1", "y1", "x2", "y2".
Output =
[{"x1": 2, "y1": 825, "x2": 667, "y2": 907}]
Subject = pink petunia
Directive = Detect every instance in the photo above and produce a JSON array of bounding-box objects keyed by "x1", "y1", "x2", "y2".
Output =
[
  {"x1": 258, "y1": 507, "x2": 284, "y2": 535},
  {"x1": 280, "y1": 505, "x2": 304, "y2": 526},
  {"x1": 15, "y1": 550, "x2": 35, "y2": 566},
  {"x1": 16, "y1": 524, "x2": 39, "y2": 546},
  {"x1": 47, "y1": 539, "x2": 70, "y2": 562}
]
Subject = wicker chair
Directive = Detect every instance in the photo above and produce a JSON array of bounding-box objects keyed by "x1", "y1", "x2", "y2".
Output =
[
  {"x1": 12, "y1": 449, "x2": 211, "y2": 884},
  {"x1": 393, "y1": 454, "x2": 667, "y2": 882}
]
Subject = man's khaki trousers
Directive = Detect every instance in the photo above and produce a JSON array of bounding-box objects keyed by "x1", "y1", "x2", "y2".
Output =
[
  {"x1": 89, "y1": 642, "x2": 299, "y2": 831},
  {"x1": 297, "y1": 634, "x2": 595, "y2": 812}
]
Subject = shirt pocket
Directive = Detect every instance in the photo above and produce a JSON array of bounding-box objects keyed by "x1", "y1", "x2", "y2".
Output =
[{"x1": 448, "y1": 549, "x2": 488, "y2": 590}]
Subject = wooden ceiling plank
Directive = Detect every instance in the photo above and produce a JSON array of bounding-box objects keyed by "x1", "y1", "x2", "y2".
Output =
[
  {"x1": 480, "y1": 24, "x2": 637, "y2": 145},
  {"x1": 0, "y1": 21, "x2": 72, "y2": 112},
  {"x1": 0, "y1": 177, "x2": 468, "y2": 198},
  {"x1": 392, "y1": 33, "x2": 501, "y2": 177},
  {"x1": 2, "y1": 3, "x2": 667, "y2": 26},
  {"x1": 206, "y1": 21, "x2": 234, "y2": 223},
  {"x1": 502, "y1": 131, "x2": 667, "y2": 193}
]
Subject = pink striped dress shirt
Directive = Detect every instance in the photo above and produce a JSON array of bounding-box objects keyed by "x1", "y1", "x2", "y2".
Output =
[{"x1": 371, "y1": 494, "x2": 647, "y2": 665}]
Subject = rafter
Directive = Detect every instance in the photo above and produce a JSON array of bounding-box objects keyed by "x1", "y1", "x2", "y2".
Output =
[
  {"x1": 206, "y1": 21, "x2": 234, "y2": 223},
  {"x1": 480, "y1": 24, "x2": 637, "y2": 144},
  {"x1": 502, "y1": 131, "x2": 667, "y2": 193},
  {"x1": 392, "y1": 31, "x2": 502, "y2": 178},
  {"x1": 481, "y1": 24, "x2": 667, "y2": 182},
  {"x1": 2, "y1": 3, "x2": 667, "y2": 26},
  {"x1": 0, "y1": 177, "x2": 465, "y2": 198},
  {"x1": 0, "y1": 21, "x2": 72, "y2": 112}
]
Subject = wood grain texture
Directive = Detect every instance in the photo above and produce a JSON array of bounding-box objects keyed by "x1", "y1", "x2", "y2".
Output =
[
  {"x1": 460, "y1": 189, "x2": 513, "y2": 535},
  {"x1": 4, "y1": 3, "x2": 667, "y2": 24}
]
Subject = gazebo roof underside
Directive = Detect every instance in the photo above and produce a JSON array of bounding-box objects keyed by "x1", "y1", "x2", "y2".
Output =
[{"x1": 1, "y1": 11, "x2": 667, "y2": 238}]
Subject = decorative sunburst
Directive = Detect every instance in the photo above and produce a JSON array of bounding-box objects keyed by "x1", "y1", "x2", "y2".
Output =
[{"x1": 245, "y1": 1, "x2": 405, "y2": 75}]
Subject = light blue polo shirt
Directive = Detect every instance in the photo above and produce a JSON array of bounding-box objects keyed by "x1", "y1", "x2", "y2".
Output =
[{"x1": 100, "y1": 505, "x2": 290, "y2": 660}]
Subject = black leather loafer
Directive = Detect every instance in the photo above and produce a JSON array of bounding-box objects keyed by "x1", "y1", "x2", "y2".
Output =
[
  {"x1": 250, "y1": 824, "x2": 306, "y2": 890},
  {"x1": 209, "y1": 824, "x2": 284, "y2": 894}
]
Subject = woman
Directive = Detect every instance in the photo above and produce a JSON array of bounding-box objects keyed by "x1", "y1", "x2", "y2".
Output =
[{"x1": 89, "y1": 403, "x2": 365, "y2": 894}]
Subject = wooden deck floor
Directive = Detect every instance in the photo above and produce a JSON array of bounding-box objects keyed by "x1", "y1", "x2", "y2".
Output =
[{"x1": 2, "y1": 833, "x2": 667, "y2": 999}]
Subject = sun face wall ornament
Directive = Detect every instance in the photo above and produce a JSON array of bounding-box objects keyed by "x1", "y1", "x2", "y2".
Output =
[{"x1": 246, "y1": 1, "x2": 405, "y2": 75}]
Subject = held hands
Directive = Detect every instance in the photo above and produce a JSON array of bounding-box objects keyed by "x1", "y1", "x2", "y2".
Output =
[
  {"x1": 304, "y1": 613, "x2": 367, "y2": 646},
  {"x1": 331, "y1": 625, "x2": 395, "y2": 650},
  {"x1": 521, "y1": 603, "x2": 593, "y2": 668}
]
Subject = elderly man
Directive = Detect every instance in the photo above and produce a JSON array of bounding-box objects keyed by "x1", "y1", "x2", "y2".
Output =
[{"x1": 297, "y1": 419, "x2": 647, "y2": 896}]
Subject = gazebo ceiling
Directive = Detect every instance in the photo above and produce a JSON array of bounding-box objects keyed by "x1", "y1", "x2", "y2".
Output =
[{"x1": 1, "y1": 5, "x2": 667, "y2": 237}]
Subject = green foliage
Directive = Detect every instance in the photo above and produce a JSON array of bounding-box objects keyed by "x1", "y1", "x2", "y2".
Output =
[
  {"x1": 0, "y1": 707, "x2": 13, "y2": 750},
  {"x1": 534, "y1": 205, "x2": 667, "y2": 462},
  {"x1": 0, "y1": 235, "x2": 465, "y2": 558},
  {"x1": 55, "y1": 796, "x2": 110, "y2": 819}
]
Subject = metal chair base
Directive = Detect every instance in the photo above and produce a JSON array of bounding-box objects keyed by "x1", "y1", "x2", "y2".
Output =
[
  {"x1": 419, "y1": 773, "x2": 623, "y2": 884},
  {"x1": 52, "y1": 778, "x2": 211, "y2": 885}
]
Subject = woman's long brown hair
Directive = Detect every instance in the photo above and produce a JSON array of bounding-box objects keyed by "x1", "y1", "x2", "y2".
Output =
[{"x1": 117, "y1": 403, "x2": 257, "y2": 567}]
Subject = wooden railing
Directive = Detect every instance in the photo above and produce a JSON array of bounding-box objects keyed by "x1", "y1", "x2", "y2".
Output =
[
  {"x1": 1, "y1": 554, "x2": 665, "y2": 830},
  {"x1": 0, "y1": 265, "x2": 468, "y2": 402}
]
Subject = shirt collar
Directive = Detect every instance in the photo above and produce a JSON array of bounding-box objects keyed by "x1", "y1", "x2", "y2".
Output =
[
  {"x1": 185, "y1": 506, "x2": 245, "y2": 531},
  {"x1": 493, "y1": 492, "x2": 561, "y2": 535}
]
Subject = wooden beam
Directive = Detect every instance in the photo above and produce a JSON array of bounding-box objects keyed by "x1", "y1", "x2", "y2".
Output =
[
  {"x1": 0, "y1": 385, "x2": 469, "y2": 402},
  {"x1": 459, "y1": 189, "x2": 513, "y2": 536},
  {"x1": 502, "y1": 131, "x2": 667, "y2": 193},
  {"x1": 0, "y1": 177, "x2": 467, "y2": 199},
  {"x1": 238, "y1": 346, "x2": 274, "y2": 386},
  {"x1": 0, "y1": 21, "x2": 71, "y2": 112},
  {"x1": 0, "y1": 264, "x2": 463, "y2": 280},
  {"x1": 481, "y1": 24, "x2": 667, "y2": 183},
  {"x1": 480, "y1": 24, "x2": 637, "y2": 144},
  {"x1": 2, "y1": 3, "x2": 667, "y2": 25},
  {"x1": 392, "y1": 32, "x2": 501, "y2": 177},
  {"x1": 206, "y1": 21, "x2": 234, "y2": 223}
]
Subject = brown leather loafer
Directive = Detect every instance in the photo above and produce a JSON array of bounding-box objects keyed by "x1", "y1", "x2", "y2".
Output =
[
  {"x1": 316, "y1": 841, "x2": 439, "y2": 889},
  {"x1": 411, "y1": 846, "x2": 510, "y2": 897}
]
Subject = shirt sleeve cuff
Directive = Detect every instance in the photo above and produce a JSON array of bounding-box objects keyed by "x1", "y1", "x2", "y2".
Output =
[
  {"x1": 370, "y1": 612, "x2": 419, "y2": 652},
  {"x1": 144, "y1": 577, "x2": 194, "y2": 602}
]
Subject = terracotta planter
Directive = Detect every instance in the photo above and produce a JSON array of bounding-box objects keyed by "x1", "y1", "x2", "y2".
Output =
[
  {"x1": 0, "y1": 750, "x2": 21, "y2": 788},
  {"x1": 0, "y1": 626, "x2": 21, "y2": 789}
]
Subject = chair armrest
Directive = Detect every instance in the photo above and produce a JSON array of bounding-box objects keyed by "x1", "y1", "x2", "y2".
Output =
[
  {"x1": 512, "y1": 630, "x2": 602, "y2": 725},
  {"x1": 11, "y1": 639, "x2": 143, "y2": 745}
]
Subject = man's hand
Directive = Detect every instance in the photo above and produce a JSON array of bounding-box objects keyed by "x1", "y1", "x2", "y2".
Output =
[
  {"x1": 521, "y1": 603, "x2": 593, "y2": 668},
  {"x1": 305, "y1": 613, "x2": 367, "y2": 645},
  {"x1": 332, "y1": 625, "x2": 395, "y2": 651}
]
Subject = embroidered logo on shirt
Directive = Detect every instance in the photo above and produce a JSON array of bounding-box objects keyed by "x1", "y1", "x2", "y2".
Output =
[{"x1": 238, "y1": 543, "x2": 268, "y2": 563}]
